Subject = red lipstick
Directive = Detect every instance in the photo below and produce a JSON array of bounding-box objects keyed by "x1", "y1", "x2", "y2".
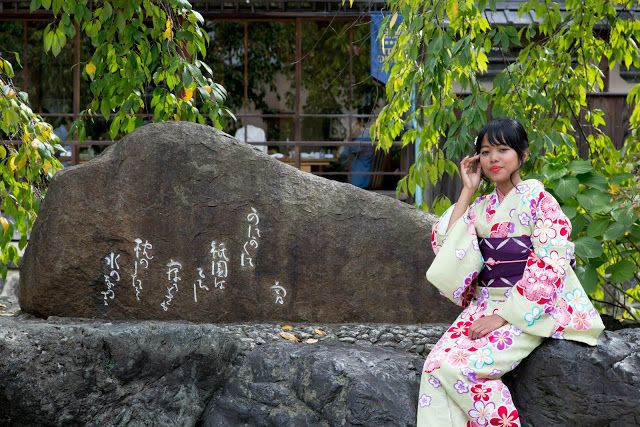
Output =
[{"x1": 490, "y1": 166, "x2": 502, "y2": 173}]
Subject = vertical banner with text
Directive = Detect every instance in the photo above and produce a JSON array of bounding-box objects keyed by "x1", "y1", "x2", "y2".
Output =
[{"x1": 370, "y1": 12, "x2": 402, "y2": 84}]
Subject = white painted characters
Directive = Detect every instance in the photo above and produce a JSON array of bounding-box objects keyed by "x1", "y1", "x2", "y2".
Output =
[
  {"x1": 161, "y1": 259, "x2": 182, "y2": 311},
  {"x1": 241, "y1": 207, "x2": 261, "y2": 268},
  {"x1": 192, "y1": 267, "x2": 209, "y2": 302},
  {"x1": 211, "y1": 241, "x2": 229, "y2": 289},
  {"x1": 131, "y1": 238, "x2": 154, "y2": 301},
  {"x1": 101, "y1": 252, "x2": 121, "y2": 305},
  {"x1": 271, "y1": 281, "x2": 287, "y2": 305}
]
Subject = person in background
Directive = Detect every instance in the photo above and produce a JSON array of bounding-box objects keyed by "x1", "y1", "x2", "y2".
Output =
[
  {"x1": 53, "y1": 119, "x2": 73, "y2": 167},
  {"x1": 338, "y1": 108, "x2": 375, "y2": 189},
  {"x1": 234, "y1": 124, "x2": 268, "y2": 154}
]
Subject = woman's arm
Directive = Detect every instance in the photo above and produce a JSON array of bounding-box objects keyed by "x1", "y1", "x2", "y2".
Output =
[{"x1": 446, "y1": 154, "x2": 481, "y2": 232}]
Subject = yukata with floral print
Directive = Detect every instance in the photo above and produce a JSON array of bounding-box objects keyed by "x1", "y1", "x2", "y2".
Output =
[{"x1": 420, "y1": 178, "x2": 604, "y2": 426}]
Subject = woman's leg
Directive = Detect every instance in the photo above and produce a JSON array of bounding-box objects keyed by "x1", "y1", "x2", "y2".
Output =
[{"x1": 417, "y1": 292, "x2": 543, "y2": 427}]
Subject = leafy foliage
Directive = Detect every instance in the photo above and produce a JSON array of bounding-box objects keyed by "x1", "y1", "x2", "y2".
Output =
[
  {"x1": 31, "y1": 0, "x2": 233, "y2": 139},
  {"x1": 376, "y1": 0, "x2": 640, "y2": 320},
  {"x1": 0, "y1": 56, "x2": 63, "y2": 277},
  {"x1": 0, "y1": 0, "x2": 231, "y2": 278}
]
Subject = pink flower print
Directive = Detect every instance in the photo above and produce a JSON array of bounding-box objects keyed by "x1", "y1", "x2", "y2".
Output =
[
  {"x1": 571, "y1": 310, "x2": 592, "y2": 330},
  {"x1": 456, "y1": 249, "x2": 466, "y2": 259},
  {"x1": 423, "y1": 347, "x2": 444, "y2": 373},
  {"x1": 539, "y1": 194, "x2": 561, "y2": 220},
  {"x1": 486, "y1": 195, "x2": 498, "y2": 222},
  {"x1": 469, "y1": 348, "x2": 494, "y2": 369},
  {"x1": 454, "y1": 379, "x2": 469, "y2": 394},
  {"x1": 553, "y1": 298, "x2": 572, "y2": 329},
  {"x1": 448, "y1": 321, "x2": 472, "y2": 339},
  {"x1": 468, "y1": 400, "x2": 496, "y2": 426},
  {"x1": 419, "y1": 394, "x2": 432, "y2": 408},
  {"x1": 489, "y1": 330, "x2": 513, "y2": 351},
  {"x1": 533, "y1": 218, "x2": 557, "y2": 244},
  {"x1": 423, "y1": 358, "x2": 441, "y2": 373},
  {"x1": 428, "y1": 375, "x2": 441, "y2": 388},
  {"x1": 520, "y1": 264, "x2": 558, "y2": 303},
  {"x1": 431, "y1": 223, "x2": 440, "y2": 254},
  {"x1": 467, "y1": 207, "x2": 477, "y2": 223},
  {"x1": 489, "y1": 405, "x2": 519, "y2": 427},
  {"x1": 456, "y1": 335, "x2": 488, "y2": 352},
  {"x1": 448, "y1": 348, "x2": 469, "y2": 367},
  {"x1": 468, "y1": 221, "x2": 477, "y2": 235},
  {"x1": 466, "y1": 301, "x2": 486, "y2": 319},
  {"x1": 470, "y1": 384, "x2": 493, "y2": 402},
  {"x1": 518, "y1": 212, "x2": 531, "y2": 226},
  {"x1": 489, "y1": 222, "x2": 515, "y2": 238},
  {"x1": 542, "y1": 250, "x2": 566, "y2": 275}
]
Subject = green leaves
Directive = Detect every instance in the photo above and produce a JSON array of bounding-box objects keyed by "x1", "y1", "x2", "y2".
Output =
[
  {"x1": 0, "y1": 0, "x2": 231, "y2": 280},
  {"x1": 574, "y1": 237, "x2": 603, "y2": 259},
  {"x1": 43, "y1": 25, "x2": 68, "y2": 57},
  {"x1": 554, "y1": 177, "x2": 579, "y2": 200},
  {"x1": 576, "y1": 189, "x2": 611, "y2": 213},
  {"x1": 606, "y1": 260, "x2": 636, "y2": 284},
  {"x1": 0, "y1": 53, "x2": 64, "y2": 280}
]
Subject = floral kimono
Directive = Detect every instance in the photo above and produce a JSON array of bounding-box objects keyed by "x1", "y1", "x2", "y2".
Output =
[{"x1": 419, "y1": 179, "x2": 604, "y2": 427}]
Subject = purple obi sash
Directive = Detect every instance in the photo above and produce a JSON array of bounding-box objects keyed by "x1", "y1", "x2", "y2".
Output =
[{"x1": 478, "y1": 236, "x2": 532, "y2": 288}]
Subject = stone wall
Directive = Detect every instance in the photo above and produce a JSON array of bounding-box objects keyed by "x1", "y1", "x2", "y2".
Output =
[{"x1": 1, "y1": 315, "x2": 638, "y2": 426}]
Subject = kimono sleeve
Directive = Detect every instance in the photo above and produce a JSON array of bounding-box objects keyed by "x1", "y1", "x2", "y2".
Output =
[
  {"x1": 496, "y1": 190, "x2": 573, "y2": 337},
  {"x1": 426, "y1": 204, "x2": 483, "y2": 307}
]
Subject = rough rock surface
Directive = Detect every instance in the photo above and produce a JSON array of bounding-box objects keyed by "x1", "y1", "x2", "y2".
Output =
[
  {"x1": 1, "y1": 316, "x2": 638, "y2": 427},
  {"x1": 0, "y1": 271, "x2": 19, "y2": 315},
  {"x1": 19, "y1": 121, "x2": 452, "y2": 324},
  {"x1": 201, "y1": 342, "x2": 422, "y2": 427},
  {"x1": 506, "y1": 327, "x2": 640, "y2": 427}
]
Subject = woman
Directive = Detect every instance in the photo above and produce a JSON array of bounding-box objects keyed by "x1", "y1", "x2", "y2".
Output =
[{"x1": 419, "y1": 118, "x2": 604, "y2": 426}]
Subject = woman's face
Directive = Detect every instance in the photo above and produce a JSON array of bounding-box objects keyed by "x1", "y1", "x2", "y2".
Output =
[{"x1": 478, "y1": 135, "x2": 525, "y2": 185}]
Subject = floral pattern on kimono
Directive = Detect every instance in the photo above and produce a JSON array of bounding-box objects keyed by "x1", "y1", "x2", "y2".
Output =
[{"x1": 426, "y1": 179, "x2": 604, "y2": 346}]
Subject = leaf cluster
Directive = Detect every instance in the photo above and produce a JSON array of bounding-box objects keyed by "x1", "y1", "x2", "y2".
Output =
[
  {"x1": 32, "y1": 0, "x2": 233, "y2": 140},
  {"x1": 376, "y1": 0, "x2": 640, "y2": 320},
  {"x1": 0, "y1": 0, "x2": 232, "y2": 279},
  {"x1": 0, "y1": 56, "x2": 64, "y2": 276}
]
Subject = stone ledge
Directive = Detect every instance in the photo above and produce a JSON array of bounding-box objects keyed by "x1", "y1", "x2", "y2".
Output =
[{"x1": 0, "y1": 316, "x2": 638, "y2": 426}]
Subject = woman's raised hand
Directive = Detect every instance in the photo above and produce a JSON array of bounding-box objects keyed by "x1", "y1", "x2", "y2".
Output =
[{"x1": 460, "y1": 154, "x2": 482, "y2": 191}]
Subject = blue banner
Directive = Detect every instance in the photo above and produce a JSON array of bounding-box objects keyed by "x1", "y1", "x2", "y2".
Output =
[{"x1": 370, "y1": 12, "x2": 402, "y2": 84}]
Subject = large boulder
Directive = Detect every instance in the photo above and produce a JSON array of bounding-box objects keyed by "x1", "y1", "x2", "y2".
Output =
[
  {"x1": 506, "y1": 327, "x2": 640, "y2": 426},
  {"x1": 19, "y1": 121, "x2": 453, "y2": 324},
  {"x1": 0, "y1": 316, "x2": 638, "y2": 426}
]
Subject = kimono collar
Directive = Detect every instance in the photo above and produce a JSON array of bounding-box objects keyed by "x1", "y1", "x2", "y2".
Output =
[
  {"x1": 496, "y1": 187, "x2": 509, "y2": 203},
  {"x1": 495, "y1": 180, "x2": 523, "y2": 203}
]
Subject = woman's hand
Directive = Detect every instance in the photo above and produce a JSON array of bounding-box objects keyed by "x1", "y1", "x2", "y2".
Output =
[
  {"x1": 469, "y1": 314, "x2": 507, "y2": 340},
  {"x1": 460, "y1": 154, "x2": 482, "y2": 192}
]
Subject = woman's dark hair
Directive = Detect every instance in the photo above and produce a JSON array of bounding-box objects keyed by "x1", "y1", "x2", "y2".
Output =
[{"x1": 474, "y1": 118, "x2": 529, "y2": 185}]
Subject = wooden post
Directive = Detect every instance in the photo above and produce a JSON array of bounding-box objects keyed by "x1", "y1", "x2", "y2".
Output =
[
  {"x1": 294, "y1": 18, "x2": 302, "y2": 169},
  {"x1": 72, "y1": 23, "x2": 80, "y2": 165}
]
